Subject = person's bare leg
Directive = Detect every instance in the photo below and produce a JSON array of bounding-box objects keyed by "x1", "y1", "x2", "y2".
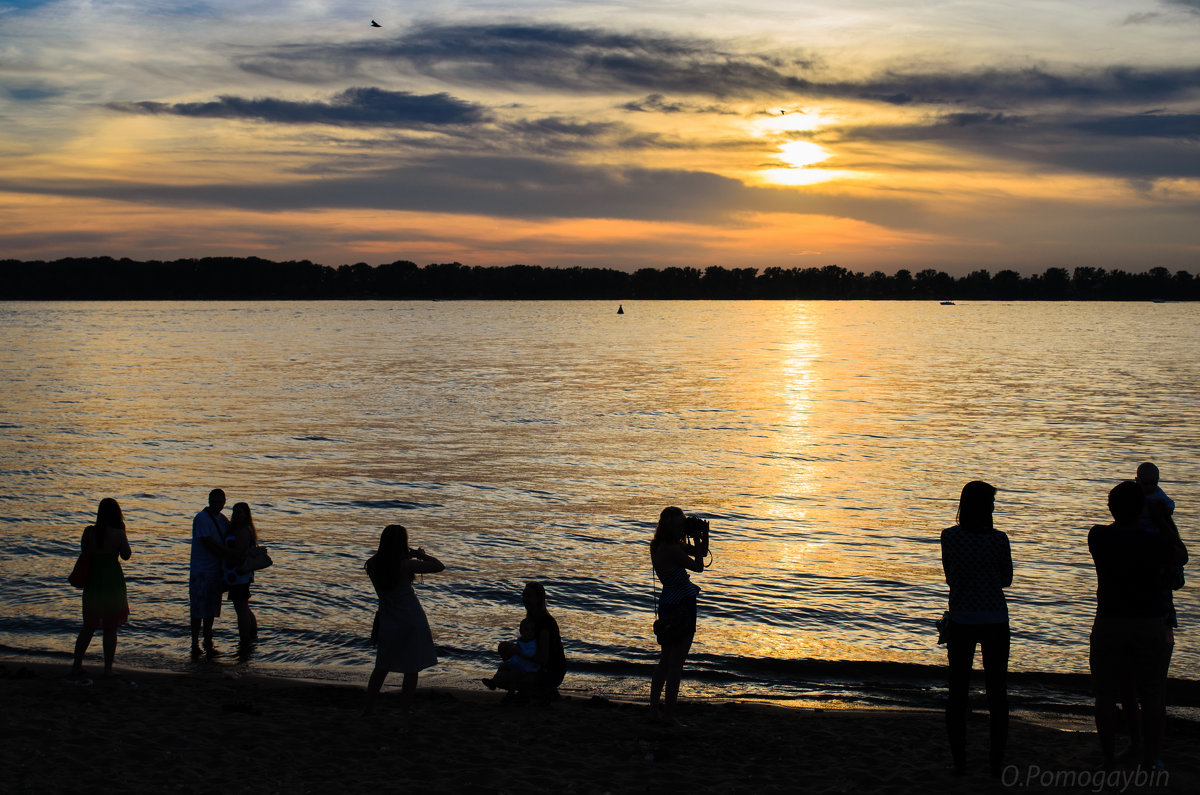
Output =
[
  {"x1": 662, "y1": 639, "x2": 692, "y2": 722},
  {"x1": 650, "y1": 645, "x2": 670, "y2": 719},
  {"x1": 101, "y1": 628, "x2": 118, "y2": 676},
  {"x1": 399, "y1": 672, "x2": 418, "y2": 711},
  {"x1": 72, "y1": 626, "x2": 95, "y2": 675},
  {"x1": 363, "y1": 665, "x2": 388, "y2": 715},
  {"x1": 233, "y1": 599, "x2": 257, "y2": 643}
]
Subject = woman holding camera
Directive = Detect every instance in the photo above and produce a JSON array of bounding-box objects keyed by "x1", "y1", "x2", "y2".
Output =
[
  {"x1": 363, "y1": 524, "x2": 444, "y2": 715},
  {"x1": 650, "y1": 506, "x2": 708, "y2": 725}
]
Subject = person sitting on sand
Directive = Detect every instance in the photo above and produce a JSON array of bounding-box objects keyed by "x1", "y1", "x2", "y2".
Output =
[
  {"x1": 363, "y1": 524, "x2": 444, "y2": 715},
  {"x1": 482, "y1": 617, "x2": 541, "y2": 689},
  {"x1": 1089, "y1": 480, "x2": 1187, "y2": 771},
  {"x1": 941, "y1": 481, "x2": 1012, "y2": 776},
  {"x1": 71, "y1": 498, "x2": 133, "y2": 679},
  {"x1": 483, "y1": 582, "x2": 566, "y2": 698}
]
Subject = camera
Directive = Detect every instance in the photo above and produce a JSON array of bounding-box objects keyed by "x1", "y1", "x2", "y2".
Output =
[{"x1": 682, "y1": 515, "x2": 710, "y2": 548}]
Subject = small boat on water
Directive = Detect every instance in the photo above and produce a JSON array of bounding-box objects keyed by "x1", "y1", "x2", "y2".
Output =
[{"x1": 940, "y1": 300, "x2": 955, "y2": 305}]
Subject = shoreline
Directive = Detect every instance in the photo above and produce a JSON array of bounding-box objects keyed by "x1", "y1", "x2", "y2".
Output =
[{"x1": 6, "y1": 655, "x2": 1200, "y2": 793}]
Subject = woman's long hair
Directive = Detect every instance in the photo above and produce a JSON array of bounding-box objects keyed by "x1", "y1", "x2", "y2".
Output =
[
  {"x1": 92, "y1": 497, "x2": 124, "y2": 546},
  {"x1": 523, "y1": 581, "x2": 548, "y2": 616},
  {"x1": 650, "y1": 506, "x2": 685, "y2": 555},
  {"x1": 956, "y1": 481, "x2": 996, "y2": 530},
  {"x1": 230, "y1": 502, "x2": 258, "y2": 545},
  {"x1": 365, "y1": 524, "x2": 412, "y2": 595}
]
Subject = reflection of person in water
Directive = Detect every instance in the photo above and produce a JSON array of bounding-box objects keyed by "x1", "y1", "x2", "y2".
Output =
[
  {"x1": 940, "y1": 481, "x2": 1012, "y2": 776},
  {"x1": 363, "y1": 524, "x2": 444, "y2": 715},
  {"x1": 484, "y1": 582, "x2": 566, "y2": 697},
  {"x1": 650, "y1": 506, "x2": 708, "y2": 726}
]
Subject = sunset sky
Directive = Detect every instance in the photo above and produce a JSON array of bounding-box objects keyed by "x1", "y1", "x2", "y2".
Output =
[{"x1": 2, "y1": 0, "x2": 1199, "y2": 274}]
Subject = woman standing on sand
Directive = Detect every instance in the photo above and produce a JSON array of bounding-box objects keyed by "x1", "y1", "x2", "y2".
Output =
[
  {"x1": 71, "y1": 498, "x2": 132, "y2": 679},
  {"x1": 941, "y1": 481, "x2": 1012, "y2": 776},
  {"x1": 363, "y1": 524, "x2": 444, "y2": 714},
  {"x1": 650, "y1": 506, "x2": 708, "y2": 725}
]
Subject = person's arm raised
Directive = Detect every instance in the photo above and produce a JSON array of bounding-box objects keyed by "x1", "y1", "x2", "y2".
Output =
[{"x1": 403, "y1": 549, "x2": 445, "y2": 574}]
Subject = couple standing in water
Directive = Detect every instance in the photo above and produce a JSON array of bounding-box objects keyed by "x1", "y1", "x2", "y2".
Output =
[{"x1": 189, "y1": 488, "x2": 262, "y2": 657}]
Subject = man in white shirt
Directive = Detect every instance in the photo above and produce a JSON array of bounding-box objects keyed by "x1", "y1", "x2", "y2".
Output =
[{"x1": 190, "y1": 488, "x2": 230, "y2": 655}]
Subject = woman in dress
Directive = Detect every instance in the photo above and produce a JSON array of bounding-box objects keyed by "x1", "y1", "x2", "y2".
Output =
[
  {"x1": 224, "y1": 502, "x2": 259, "y2": 649},
  {"x1": 650, "y1": 506, "x2": 708, "y2": 725},
  {"x1": 71, "y1": 498, "x2": 132, "y2": 678},
  {"x1": 363, "y1": 524, "x2": 444, "y2": 714},
  {"x1": 941, "y1": 480, "x2": 1012, "y2": 776}
]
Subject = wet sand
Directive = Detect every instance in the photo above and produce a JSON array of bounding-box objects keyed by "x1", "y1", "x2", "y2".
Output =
[{"x1": 3, "y1": 656, "x2": 1198, "y2": 793}]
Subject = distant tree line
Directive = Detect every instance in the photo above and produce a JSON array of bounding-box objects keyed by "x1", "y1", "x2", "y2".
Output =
[{"x1": 1, "y1": 257, "x2": 1197, "y2": 300}]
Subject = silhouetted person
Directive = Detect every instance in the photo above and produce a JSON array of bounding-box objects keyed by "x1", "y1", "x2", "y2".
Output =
[
  {"x1": 190, "y1": 489, "x2": 230, "y2": 656},
  {"x1": 363, "y1": 524, "x2": 444, "y2": 714},
  {"x1": 941, "y1": 481, "x2": 1012, "y2": 776},
  {"x1": 1118, "y1": 462, "x2": 1185, "y2": 763},
  {"x1": 1090, "y1": 480, "x2": 1187, "y2": 771},
  {"x1": 71, "y1": 498, "x2": 132, "y2": 679},
  {"x1": 224, "y1": 502, "x2": 260, "y2": 653},
  {"x1": 650, "y1": 506, "x2": 708, "y2": 725},
  {"x1": 483, "y1": 582, "x2": 566, "y2": 699}
]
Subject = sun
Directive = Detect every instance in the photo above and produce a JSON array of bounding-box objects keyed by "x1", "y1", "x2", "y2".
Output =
[{"x1": 778, "y1": 141, "x2": 830, "y2": 168}]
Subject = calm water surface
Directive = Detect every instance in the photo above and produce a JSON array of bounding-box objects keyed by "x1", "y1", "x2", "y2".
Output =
[{"x1": 1, "y1": 300, "x2": 1196, "y2": 703}]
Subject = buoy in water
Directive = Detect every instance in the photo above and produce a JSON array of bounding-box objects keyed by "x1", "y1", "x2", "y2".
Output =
[{"x1": 617, "y1": 305, "x2": 624, "y2": 314}]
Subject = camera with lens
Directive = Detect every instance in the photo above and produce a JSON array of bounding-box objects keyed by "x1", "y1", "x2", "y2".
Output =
[{"x1": 682, "y1": 515, "x2": 710, "y2": 549}]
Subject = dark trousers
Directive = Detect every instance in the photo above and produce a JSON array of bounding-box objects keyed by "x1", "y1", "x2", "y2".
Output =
[{"x1": 945, "y1": 620, "x2": 1010, "y2": 774}]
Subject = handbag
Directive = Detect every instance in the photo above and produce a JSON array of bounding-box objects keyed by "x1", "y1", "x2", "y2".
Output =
[
  {"x1": 69, "y1": 552, "x2": 90, "y2": 588},
  {"x1": 237, "y1": 545, "x2": 273, "y2": 574},
  {"x1": 936, "y1": 611, "x2": 951, "y2": 645}
]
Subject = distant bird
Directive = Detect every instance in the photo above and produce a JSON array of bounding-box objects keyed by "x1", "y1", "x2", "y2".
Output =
[
  {"x1": 370, "y1": 19, "x2": 381, "y2": 27},
  {"x1": 779, "y1": 110, "x2": 786, "y2": 115}
]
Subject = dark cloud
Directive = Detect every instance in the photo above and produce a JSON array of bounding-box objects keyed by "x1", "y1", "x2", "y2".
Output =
[
  {"x1": 1165, "y1": 0, "x2": 1200, "y2": 12},
  {"x1": 826, "y1": 109, "x2": 1200, "y2": 179},
  {"x1": 232, "y1": 23, "x2": 1200, "y2": 111},
  {"x1": 621, "y1": 93, "x2": 738, "y2": 115},
  {"x1": 0, "y1": 156, "x2": 925, "y2": 228},
  {"x1": 236, "y1": 24, "x2": 816, "y2": 99},
  {"x1": 5, "y1": 86, "x2": 64, "y2": 101},
  {"x1": 108, "y1": 87, "x2": 489, "y2": 127},
  {"x1": 848, "y1": 66, "x2": 1200, "y2": 108},
  {"x1": 1071, "y1": 112, "x2": 1200, "y2": 139}
]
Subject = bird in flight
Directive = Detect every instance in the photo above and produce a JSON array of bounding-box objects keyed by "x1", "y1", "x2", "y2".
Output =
[{"x1": 370, "y1": 19, "x2": 381, "y2": 27}]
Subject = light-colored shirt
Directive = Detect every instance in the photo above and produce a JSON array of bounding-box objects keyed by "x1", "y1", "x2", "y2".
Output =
[{"x1": 190, "y1": 508, "x2": 228, "y2": 577}]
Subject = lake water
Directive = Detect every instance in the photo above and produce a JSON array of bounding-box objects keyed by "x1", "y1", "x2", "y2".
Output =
[{"x1": 1, "y1": 300, "x2": 1196, "y2": 705}]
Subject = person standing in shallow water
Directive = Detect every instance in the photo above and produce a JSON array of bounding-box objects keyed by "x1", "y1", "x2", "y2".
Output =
[
  {"x1": 223, "y1": 502, "x2": 260, "y2": 651},
  {"x1": 941, "y1": 481, "x2": 1012, "y2": 776},
  {"x1": 363, "y1": 524, "x2": 444, "y2": 715},
  {"x1": 71, "y1": 498, "x2": 132, "y2": 678},
  {"x1": 650, "y1": 506, "x2": 708, "y2": 725},
  {"x1": 190, "y1": 488, "x2": 229, "y2": 656}
]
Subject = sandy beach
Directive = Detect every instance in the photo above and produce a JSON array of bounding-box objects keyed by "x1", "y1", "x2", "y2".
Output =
[{"x1": 3, "y1": 656, "x2": 1199, "y2": 794}]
